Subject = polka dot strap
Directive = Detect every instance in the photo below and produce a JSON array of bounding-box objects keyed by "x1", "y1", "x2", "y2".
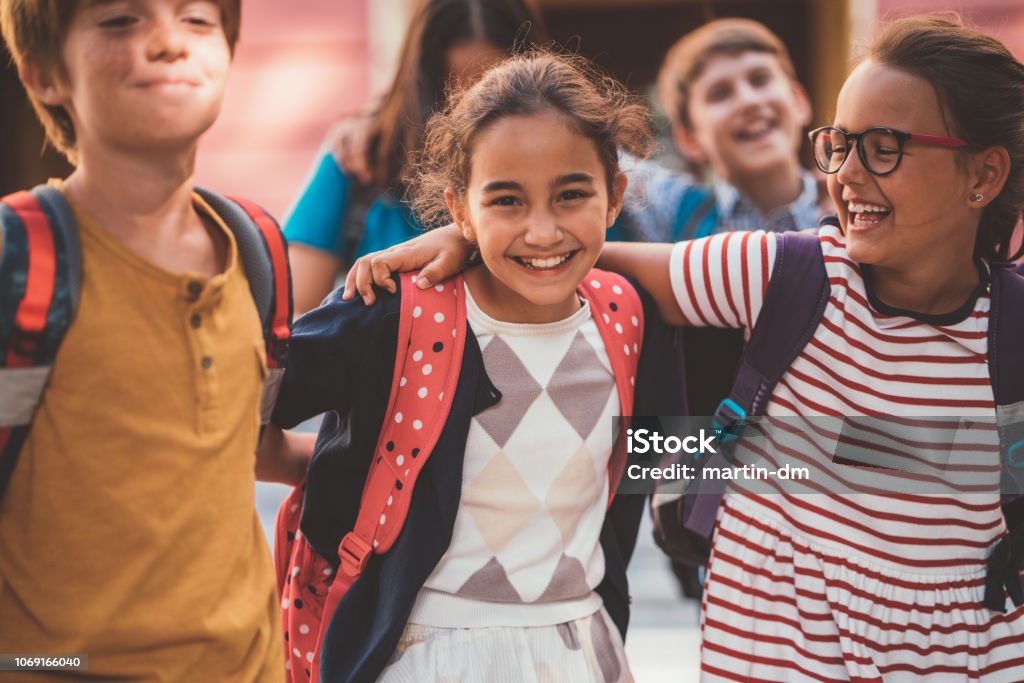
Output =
[
  {"x1": 277, "y1": 275, "x2": 466, "y2": 683},
  {"x1": 299, "y1": 273, "x2": 466, "y2": 682},
  {"x1": 331, "y1": 272, "x2": 466, "y2": 587},
  {"x1": 361, "y1": 272, "x2": 466, "y2": 552},
  {"x1": 578, "y1": 269, "x2": 644, "y2": 505}
]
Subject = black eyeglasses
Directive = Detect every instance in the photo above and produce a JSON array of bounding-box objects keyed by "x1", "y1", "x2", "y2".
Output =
[{"x1": 808, "y1": 126, "x2": 969, "y2": 176}]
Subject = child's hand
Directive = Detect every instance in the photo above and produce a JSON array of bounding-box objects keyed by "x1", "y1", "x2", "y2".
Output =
[
  {"x1": 327, "y1": 108, "x2": 376, "y2": 185},
  {"x1": 342, "y1": 224, "x2": 474, "y2": 305}
]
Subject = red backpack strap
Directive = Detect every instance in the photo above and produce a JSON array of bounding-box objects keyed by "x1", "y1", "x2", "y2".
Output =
[
  {"x1": 302, "y1": 272, "x2": 466, "y2": 682},
  {"x1": 2, "y1": 191, "x2": 56, "y2": 367},
  {"x1": 0, "y1": 186, "x2": 81, "y2": 499},
  {"x1": 193, "y1": 189, "x2": 293, "y2": 423},
  {"x1": 578, "y1": 269, "x2": 644, "y2": 505}
]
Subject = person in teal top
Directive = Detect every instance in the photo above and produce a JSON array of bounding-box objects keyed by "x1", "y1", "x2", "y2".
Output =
[
  {"x1": 283, "y1": 0, "x2": 546, "y2": 314},
  {"x1": 285, "y1": 151, "x2": 422, "y2": 266}
]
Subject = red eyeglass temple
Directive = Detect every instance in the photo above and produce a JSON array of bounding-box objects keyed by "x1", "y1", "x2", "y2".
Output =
[{"x1": 908, "y1": 133, "x2": 968, "y2": 148}]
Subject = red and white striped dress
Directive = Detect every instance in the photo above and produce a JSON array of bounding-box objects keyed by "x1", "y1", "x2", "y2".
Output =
[{"x1": 669, "y1": 225, "x2": 1024, "y2": 682}]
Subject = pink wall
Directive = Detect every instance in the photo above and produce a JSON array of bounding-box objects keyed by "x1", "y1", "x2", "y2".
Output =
[
  {"x1": 196, "y1": 0, "x2": 371, "y2": 218},
  {"x1": 875, "y1": 0, "x2": 1024, "y2": 59}
]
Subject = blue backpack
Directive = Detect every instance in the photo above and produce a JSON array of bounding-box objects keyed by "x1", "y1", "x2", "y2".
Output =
[
  {"x1": 0, "y1": 184, "x2": 293, "y2": 499},
  {"x1": 668, "y1": 220, "x2": 1024, "y2": 611},
  {"x1": 670, "y1": 185, "x2": 719, "y2": 241}
]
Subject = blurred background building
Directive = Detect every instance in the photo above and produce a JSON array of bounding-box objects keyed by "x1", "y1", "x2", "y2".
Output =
[{"x1": 3, "y1": 0, "x2": 1023, "y2": 214}]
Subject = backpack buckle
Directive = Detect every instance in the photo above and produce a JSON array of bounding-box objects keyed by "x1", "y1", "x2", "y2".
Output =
[
  {"x1": 337, "y1": 532, "x2": 372, "y2": 578},
  {"x1": 9, "y1": 328, "x2": 42, "y2": 359},
  {"x1": 268, "y1": 337, "x2": 289, "y2": 363},
  {"x1": 712, "y1": 398, "x2": 747, "y2": 445},
  {"x1": 1008, "y1": 440, "x2": 1024, "y2": 469}
]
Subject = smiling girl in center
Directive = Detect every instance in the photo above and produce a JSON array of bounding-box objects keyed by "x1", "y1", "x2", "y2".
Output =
[{"x1": 262, "y1": 52, "x2": 685, "y2": 682}]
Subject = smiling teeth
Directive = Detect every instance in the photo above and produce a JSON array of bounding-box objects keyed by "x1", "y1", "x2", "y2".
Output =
[
  {"x1": 848, "y1": 202, "x2": 889, "y2": 213},
  {"x1": 520, "y1": 253, "x2": 572, "y2": 270},
  {"x1": 738, "y1": 121, "x2": 773, "y2": 139}
]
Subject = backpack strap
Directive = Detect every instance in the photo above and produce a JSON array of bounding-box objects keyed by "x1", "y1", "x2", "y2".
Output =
[
  {"x1": 672, "y1": 186, "x2": 718, "y2": 242},
  {"x1": 578, "y1": 269, "x2": 644, "y2": 504},
  {"x1": 194, "y1": 188, "x2": 293, "y2": 423},
  {"x1": 306, "y1": 272, "x2": 465, "y2": 682},
  {"x1": 286, "y1": 271, "x2": 643, "y2": 681},
  {"x1": 990, "y1": 263, "x2": 1024, "y2": 501},
  {"x1": 725, "y1": 228, "x2": 830, "y2": 418},
  {"x1": 684, "y1": 225, "x2": 830, "y2": 537},
  {"x1": 0, "y1": 185, "x2": 81, "y2": 498},
  {"x1": 985, "y1": 262, "x2": 1024, "y2": 611}
]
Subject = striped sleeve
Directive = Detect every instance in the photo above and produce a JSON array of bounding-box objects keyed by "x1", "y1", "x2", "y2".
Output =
[{"x1": 668, "y1": 230, "x2": 777, "y2": 331}]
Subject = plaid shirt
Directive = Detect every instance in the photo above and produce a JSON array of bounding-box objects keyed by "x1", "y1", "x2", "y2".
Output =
[{"x1": 617, "y1": 158, "x2": 825, "y2": 243}]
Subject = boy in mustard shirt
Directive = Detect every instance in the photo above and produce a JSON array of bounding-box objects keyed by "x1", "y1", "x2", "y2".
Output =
[{"x1": 0, "y1": 1, "x2": 307, "y2": 679}]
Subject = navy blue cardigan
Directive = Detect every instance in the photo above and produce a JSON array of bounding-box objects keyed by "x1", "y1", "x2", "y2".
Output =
[{"x1": 272, "y1": 280, "x2": 686, "y2": 683}]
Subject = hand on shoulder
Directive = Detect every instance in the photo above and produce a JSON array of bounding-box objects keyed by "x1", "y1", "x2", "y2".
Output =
[
  {"x1": 342, "y1": 224, "x2": 474, "y2": 305},
  {"x1": 326, "y1": 109, "x2": 376, "y2": 186}
]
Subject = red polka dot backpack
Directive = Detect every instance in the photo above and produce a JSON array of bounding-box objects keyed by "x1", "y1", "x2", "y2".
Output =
[{"x1": 274, "y1": 269, "x2": 646, "y2": 682}]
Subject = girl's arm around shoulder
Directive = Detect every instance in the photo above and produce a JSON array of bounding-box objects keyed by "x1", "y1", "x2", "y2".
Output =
[
  {"x1": 597, "y1": 242, "x2": 682, "y2": 325},
  {"x1": 600, "y1": 232, "x2": 778, "y2": 331},
  {"x1": 342, "y1": 224, "x2": 474, "y2": 305}
]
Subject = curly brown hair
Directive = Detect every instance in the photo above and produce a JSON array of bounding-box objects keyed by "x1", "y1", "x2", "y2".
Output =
[{"x1": 411, "y1": 50, "x2": 654, "y2": 228}]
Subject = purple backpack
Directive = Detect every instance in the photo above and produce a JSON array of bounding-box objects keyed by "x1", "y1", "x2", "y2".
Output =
[{"x1": 681, "y1": 220, "x2": 1024, "y2": 611}]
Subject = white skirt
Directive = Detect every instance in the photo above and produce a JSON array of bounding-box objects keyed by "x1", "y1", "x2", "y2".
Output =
[{"x1": 378, "y1": 607, "x2": 633, "y2": 683}]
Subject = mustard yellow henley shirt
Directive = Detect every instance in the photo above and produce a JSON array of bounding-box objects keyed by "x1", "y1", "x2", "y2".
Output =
[{"x1": 0, "y1": 183, "x2": 283, "y2": 681}]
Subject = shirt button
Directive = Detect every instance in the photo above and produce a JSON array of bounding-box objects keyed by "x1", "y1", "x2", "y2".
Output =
[
  {"x1": 201, "y1": 356, "x2": 213, "y2": 370},
  {"x1": 187, "y1": 280, "x2": 203, "y2": 300},
  {"x1": 190, "y1": 314, "x2": 202, "y2": 329}
]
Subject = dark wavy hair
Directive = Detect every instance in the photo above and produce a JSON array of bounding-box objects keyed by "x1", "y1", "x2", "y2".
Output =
[
  {"x1": 869, "y1": 15, "x2": 1024, "y2": 262},
  {"x1": 411, "y1": 50, "x2": 654, "y2": 228}
]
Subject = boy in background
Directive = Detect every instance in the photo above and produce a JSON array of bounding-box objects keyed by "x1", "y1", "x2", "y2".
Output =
[
  {"x1": 614, "y1": 19, "x2": 830, "y2": 599},
  {"x1": 618, "y1": 18, "x2": 824, "y2": 245}
]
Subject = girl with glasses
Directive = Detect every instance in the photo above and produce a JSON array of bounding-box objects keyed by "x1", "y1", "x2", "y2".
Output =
[
  {"x1": 595, "y1": 16, "x2": 1024, "y2": 680},
  {"x1": 341, "y1": 14, "x2": 1024, "y2": 681}
]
